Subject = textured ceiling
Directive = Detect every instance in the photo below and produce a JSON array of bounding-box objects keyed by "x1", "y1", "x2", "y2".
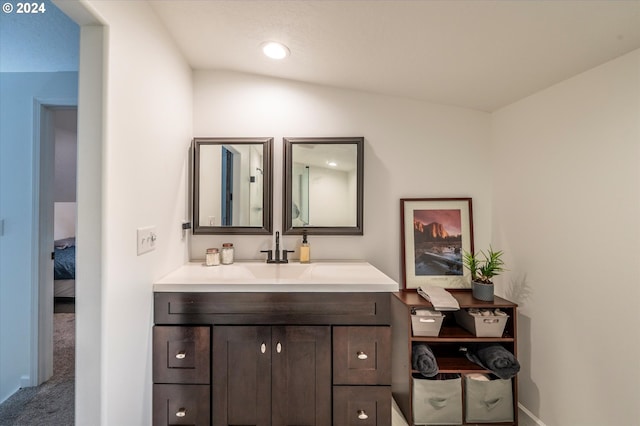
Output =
[
  {"x1": 5, "y1": 1, "x2": 637, "y2": 112},
  {"x1": 150, "y1": 0, "x2": 640, "y2": 111}
]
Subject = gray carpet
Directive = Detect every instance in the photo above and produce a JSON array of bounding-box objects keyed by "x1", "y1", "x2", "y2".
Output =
[{"x1": 0, "y1": 313, "x2": 75, "y2": 426}]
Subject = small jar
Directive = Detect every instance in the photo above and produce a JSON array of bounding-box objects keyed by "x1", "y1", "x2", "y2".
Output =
[
  {"x1": 205, "y1": 248, "x2": 220, "y2": 266},
  {"x1": 221, "y1": 243, "x2": 234, "y2": 265}
]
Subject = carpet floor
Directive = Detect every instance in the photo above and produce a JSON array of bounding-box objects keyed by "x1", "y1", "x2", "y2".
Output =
[{"x1": 0, "y1": 313, "x2": 75, "y2": 426}]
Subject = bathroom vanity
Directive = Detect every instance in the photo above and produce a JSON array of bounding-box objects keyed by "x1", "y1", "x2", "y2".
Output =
[{"x1": 152, "y1": 261, "x2": 398, "y2": 426}]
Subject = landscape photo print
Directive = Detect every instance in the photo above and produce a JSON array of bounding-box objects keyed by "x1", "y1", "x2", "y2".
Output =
[{"x1": 400, "y1": 198, "x2": 474, "y2": 289}]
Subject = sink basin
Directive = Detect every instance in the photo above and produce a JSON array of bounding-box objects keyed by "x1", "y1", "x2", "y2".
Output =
[
  {"x1": 245, "y1": 263, "x2": 313, "y2": 279},
  {"x1": 154, "y1": 261, "x2": 399, "y2": 292}
]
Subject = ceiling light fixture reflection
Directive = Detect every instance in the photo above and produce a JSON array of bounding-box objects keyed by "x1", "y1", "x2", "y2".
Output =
[
  {"x1": 327, "y1": 161, "x2": 338, "y2": 167},
  {"x1": 261, "y1": 41, "x2": 290, "y2": 60}
]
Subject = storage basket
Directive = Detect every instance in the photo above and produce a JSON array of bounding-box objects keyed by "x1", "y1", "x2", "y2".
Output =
[
  {"x1": 464, "y1": 375, "x2": 514, "y2": 423},
  {"x1": 412, "y1": 376, "x2": 462, "y2": 425},
  {"x1": 411, "y1": 309, "x2": 444, "y2": 337},
  {"x1": 454, "y1": 309, "x2": 508, "y2": 337}
]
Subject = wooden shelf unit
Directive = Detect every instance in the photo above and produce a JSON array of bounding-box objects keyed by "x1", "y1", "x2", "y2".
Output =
[{"x1": 391, "y1": 289, "x2": 519, "y2": 425}]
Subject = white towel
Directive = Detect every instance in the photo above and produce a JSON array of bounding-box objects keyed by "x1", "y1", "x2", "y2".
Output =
[
  {"x1": 466, "y1": 373, "x2": 490, "y2": 381},
  {"x1": 417, "y1": 286, "x2": 460, "y2": 311}
]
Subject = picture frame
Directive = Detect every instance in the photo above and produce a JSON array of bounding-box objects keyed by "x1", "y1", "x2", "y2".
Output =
[{"x1": 400, "y1": 198, "x2": 474, "y2": 290}]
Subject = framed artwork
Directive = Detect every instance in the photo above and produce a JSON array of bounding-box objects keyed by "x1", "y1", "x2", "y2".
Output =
[{"x1": 400, "y1": 198, "x2": 474, "y2": 289}]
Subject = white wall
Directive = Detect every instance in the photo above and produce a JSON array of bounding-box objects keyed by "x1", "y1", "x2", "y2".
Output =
[
  {"x1": 53, "y1": 108, "x2": 77, "y2": 202},
  {"x1": 308, "y1": 165, "x2": 353, "y2": 226},
  {"x1": 77, "y1": 1, "x2": 193, "y2": 424},
  {"x1": 54, "y1": 202, "x2": 76, "y2": 240},
  {"x1": 492, "y1": 49, "x2": 640, "y2": 425},
  {"x1": 192, "y1": 71, "x2": 493, "y2": 280}
]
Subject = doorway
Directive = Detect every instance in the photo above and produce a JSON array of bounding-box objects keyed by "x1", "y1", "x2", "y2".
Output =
[
  {"x1": 221, "y1": 146, "x2": 234, "y2": 226},
  {"x1": 35, "y1": 104, "x2": 77, "y2": 396}
]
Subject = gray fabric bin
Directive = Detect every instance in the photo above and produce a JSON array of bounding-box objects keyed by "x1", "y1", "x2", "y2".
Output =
[
  {"x1": 412, "y1": 377, "x2": 462, "y2": 425},
  {"x1": 464, "y1": 376, "x2": 514, "y2": 423}
]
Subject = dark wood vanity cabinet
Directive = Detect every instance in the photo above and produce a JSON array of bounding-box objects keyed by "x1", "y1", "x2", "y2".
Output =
[
  {"x1": 153, "y1": 291, "x2": 392, "y2": 426},
  {"x1": 213, "y1": 325, "x2": 332, "y2": 426}
]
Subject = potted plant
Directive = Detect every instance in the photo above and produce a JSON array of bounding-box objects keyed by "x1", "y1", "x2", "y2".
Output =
[{"x1": 462, "y1": 247, "x2": 505, "y2": 301}]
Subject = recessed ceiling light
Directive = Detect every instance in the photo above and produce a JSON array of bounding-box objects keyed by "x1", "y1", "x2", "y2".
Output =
[
  {"x1": 327, "y1": 161, "x2": 338, "y2": 167},
  {"x1": 261, "y1": 41, "x2": 290, "y2": 60}
]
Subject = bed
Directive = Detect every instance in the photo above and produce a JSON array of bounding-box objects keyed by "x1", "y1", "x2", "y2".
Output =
[{"x1": 54, "y1": 237, "x2": 76, "y2": 299}]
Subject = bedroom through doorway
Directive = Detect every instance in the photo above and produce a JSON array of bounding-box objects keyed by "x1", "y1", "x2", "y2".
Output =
[{"x1": 52, "y1": 108, "x2": 77, "y2": 315}]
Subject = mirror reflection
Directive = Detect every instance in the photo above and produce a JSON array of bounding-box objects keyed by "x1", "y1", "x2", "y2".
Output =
[
  {"x1": 193, "y1": 137, "x2": 272, "y2": 235},
  {"x1": 284, "y1": 137, "x2": 363, "y2": 235}
]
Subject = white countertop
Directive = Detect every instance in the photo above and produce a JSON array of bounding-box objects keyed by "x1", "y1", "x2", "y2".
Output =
[{"x1": 153, "y1": 261, "x2": 399, "y2": 292}]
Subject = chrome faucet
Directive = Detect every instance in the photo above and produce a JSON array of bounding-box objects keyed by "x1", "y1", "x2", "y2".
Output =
[{"x1": 261, "y1": 231, "x2": 293, "y2": 263}]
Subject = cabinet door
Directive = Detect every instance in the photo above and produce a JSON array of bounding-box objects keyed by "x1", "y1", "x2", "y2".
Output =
[
  {"x1": 212, "y1": 326, "x2": 272, "y2": 426},
  {"x1": 271, "y1": 326, "x2": 331, "y2": 426}
]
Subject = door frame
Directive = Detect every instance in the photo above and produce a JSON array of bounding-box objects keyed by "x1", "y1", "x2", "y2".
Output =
[{"x1": 31, "y1": 99, "x2": 77, "y2": 386}]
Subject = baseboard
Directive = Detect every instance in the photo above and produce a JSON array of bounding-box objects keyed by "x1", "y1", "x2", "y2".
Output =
[
  {"x1": 20, "y1": 375, "x2": 31, "y2": 388},
  {"x1": 518, "y1": 403, "x2": 547, "y2": 426}
]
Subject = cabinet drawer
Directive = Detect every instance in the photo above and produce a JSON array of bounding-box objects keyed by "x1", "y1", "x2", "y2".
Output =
[
  {"x1": 333, "y1": 386, "x2": 391, "y2": 425},
  {"x1": 333, "y1": 326, "x2": 391, "y2": 385},
  {"x1": 154, "y1": 292, "x2": 391, "y2": 325},
  {"x1": 153, "y1": 384, "x2": 210, "y2": 426},
  {"x1": 153, "y1": 326, "x2": 210, "y2": 384}
]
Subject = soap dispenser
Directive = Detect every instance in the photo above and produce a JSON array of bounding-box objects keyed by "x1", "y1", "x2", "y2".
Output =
[{"x1": 299, "y1": 230, "x2": 310, "y2": 264}]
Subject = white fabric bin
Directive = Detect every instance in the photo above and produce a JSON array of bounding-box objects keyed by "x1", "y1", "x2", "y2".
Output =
[
  {"x1": 464, "y1": 376, "x2": 514, "y2": 423},
  {"x1": 454, "y1": 309, "x2": 508, "y2": 337},
  {"x1": 411, "y1": 309, "x2": 444, "y2": 337},
  {"x1": 412, "y1": 376, "x2": 462, "y2": 425}
]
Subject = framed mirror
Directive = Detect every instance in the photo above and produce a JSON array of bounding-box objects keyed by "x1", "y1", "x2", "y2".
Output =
[
  {"x1": 283, "y1": 137, "x2": 363, "y2": 235},
  {"x1": 193, "y1": 137, "x2": 273, "y2": 235}
]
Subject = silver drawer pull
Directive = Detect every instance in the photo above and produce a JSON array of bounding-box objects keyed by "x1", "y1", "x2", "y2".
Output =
[
  {"x1": 357, "y1": 410, "x2": 368, "y2": 420},
  {"x1": 419, "y1": 318, "x2": 436, "y2": 323},
  {"x1": 261, "y1": 343, "x2": 266, "y2": 353},
  {"x1": 276, "y1": 342, "x2": 282, "y2": 353},
  {"x1": 176, "y1": 408, "x2": 186, "y2": 418},
  {"x1": 175, "y1": 351, "x2": 186, "y2": 359},
  {"x1": 356, "y1": 351, "x2": 368, "y2": 360}
]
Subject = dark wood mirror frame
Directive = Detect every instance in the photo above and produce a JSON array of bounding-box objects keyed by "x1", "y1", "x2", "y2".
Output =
[
  {"x1": 192, "y1": 137, "x2": 273, "y2": 235},
  {"x1": 283, "y1": 137, "x2": 364, "y2": 236}
]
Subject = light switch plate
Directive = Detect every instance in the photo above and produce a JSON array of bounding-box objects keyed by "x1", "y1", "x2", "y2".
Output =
[{"x1": 137, "y1": 226, "x2": 157, "y2": 255}]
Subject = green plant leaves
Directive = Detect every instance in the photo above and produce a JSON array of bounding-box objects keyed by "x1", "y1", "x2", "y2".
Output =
[{"x1": 462, "y1": 246, "x2": 505, "y2": 284}]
